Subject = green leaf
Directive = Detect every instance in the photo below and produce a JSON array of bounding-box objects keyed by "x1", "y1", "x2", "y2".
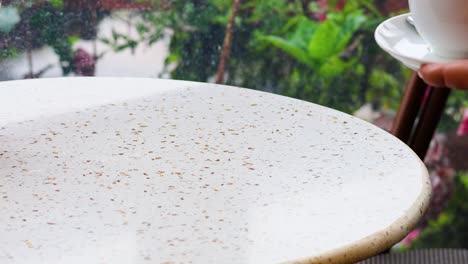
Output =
[
  {"x1": 148, "y1": 33, "x2": 162, "y2": 45},
  {"x1": 100, "y1": 38, "x2": 112, "y2": 45},
  {"x1": 335, "y1": 12, "x2": 366, "y2": 51},
  {"x1": 50, "y1": 0, "x2": 64, "y2": 9},
  {"x1": 286, "y1": 16, "x2": 319, "y2": 50},
  {"x1": 112, "y1": 30, "x2": 121, "y2": 42},
  {"x1": 136, "y1": 23, "x2": 150, "y2": 35},
  {"x1": 165, "y1": 53, "x2": 180, "y2": 64},
  {"x1": 307, "y1": 20, "x2": 340, "y2": 61},
  {"x1": 67, "y1": 35, "x2": 80, "y2": 45},
  {"x1": 355, "y1": 63, "x2": 365, "y2": 76},
  {"x1": 318, "y1": 56, "x2": 350, "y2": 77},
  {"x1": 116, "y1": 43, "x2": 135, "y2": 52},
  {"x1": 261, "y1": 36, "x2": 311, "y2": 66},
  {"x1": 460, "y1": 175, "x2": 468, "y2": 190}
]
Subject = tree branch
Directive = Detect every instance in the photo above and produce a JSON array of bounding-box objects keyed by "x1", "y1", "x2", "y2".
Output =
[{"x1": 215, "y1": 0, "x2": 241, "y2": 84}]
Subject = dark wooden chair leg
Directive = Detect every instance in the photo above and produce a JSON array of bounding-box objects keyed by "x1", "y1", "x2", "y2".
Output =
[
  {"x1": 409, "y1": 87, "x2": 451, "y2": 159},
  {"x1": 381, "y1": 75, "x2": 450, "y2": 254},
  {"x1": 391, "y1": 72, "x2": 428, "y2": 143}
]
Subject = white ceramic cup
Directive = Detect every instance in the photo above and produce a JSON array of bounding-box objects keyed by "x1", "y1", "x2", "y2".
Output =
[{"x1": 409, "y1": 0, "x2": 468, "y2": 58}]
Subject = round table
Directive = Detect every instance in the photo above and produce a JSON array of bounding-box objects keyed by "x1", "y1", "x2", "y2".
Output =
[{"x1": 0, "y1": 78, "x2": 431, "y2": 264}]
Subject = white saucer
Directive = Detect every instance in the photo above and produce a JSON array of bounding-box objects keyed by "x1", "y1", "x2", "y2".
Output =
[{"x1": 375, "y1": 13, "x2": 453, "y2": 71}]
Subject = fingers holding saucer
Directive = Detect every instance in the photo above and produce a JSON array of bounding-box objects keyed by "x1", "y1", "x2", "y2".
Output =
[
  {"x1": 419, "y1": 61, "x2": 468, "y2": 90},
  {"x1": 419, "y1": 64, "x2": 446, "y2": 88}
]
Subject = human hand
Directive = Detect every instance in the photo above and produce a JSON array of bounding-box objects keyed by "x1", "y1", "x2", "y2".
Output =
[{"x1": 419, "y1": 60, "x2": 468, "y2": 90}]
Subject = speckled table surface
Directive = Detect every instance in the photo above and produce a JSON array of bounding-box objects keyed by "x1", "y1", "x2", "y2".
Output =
[{"x1": 0, "y1": 78, "x2": 431, "y2": 264}]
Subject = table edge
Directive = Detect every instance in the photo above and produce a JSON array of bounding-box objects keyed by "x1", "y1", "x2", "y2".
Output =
[{"x1": 282, "y1": 158, "x2": 431, "y2": 264}]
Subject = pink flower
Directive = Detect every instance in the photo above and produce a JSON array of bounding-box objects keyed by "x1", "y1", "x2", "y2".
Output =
[
  {"x1": 335, "y1": 0, "x2": 346, "y2": 11},
  {"x1": 403, "y1": 229, "x2": 420, "y2": 247},
  {"x1": 424, "y1": 134, "x2": 446, "y2": 164},
  {"x1": 315, "y1": 13, "x2": 328, "y2": 22},
  {"x1": 435, "y1": 167, "x2": 456, "y2": 179},
  {"x1": 457, "y1": 109, "x2": 468, "y2": 136},
  {"x1": 74, "y1": 48, "x2": 95, "y2": 76},
  {"x1": 421, "y1": 86, "x2": 431, "y2": 107},
  {"x1": 317, "y1": 0, "x2": 328, "y2": 9},
  {"x1": 313, "y1": 0, "x2": 346, "y2": 22}
]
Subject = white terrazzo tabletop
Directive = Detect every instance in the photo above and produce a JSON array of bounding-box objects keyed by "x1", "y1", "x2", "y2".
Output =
[{"x1": 0, "y1": 78, "x2": 431, "y2": 264}]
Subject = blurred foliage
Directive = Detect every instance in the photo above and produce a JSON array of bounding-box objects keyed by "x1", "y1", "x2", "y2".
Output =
[
  {"x1": 411, "y1": 173, "x2": 468, "y2": 248},
  {"x1": 439, "y1": 90, "x2": 468, "y2": 133},
  {"x1": 105, "y1": 0, "x2": 410, "y2": 113},
  {"x1": 0, "y1": 0, "x2": 108, "y2": 75},
  {"x1": 2, "y1": 1, "x2": 466, "y2": 117},
  {"x1": 26, "y1": 3, "x2": 75, "y2": 74},
  {"x1": 0, "y1": 2, "x2": 73, "y2": 72}
]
